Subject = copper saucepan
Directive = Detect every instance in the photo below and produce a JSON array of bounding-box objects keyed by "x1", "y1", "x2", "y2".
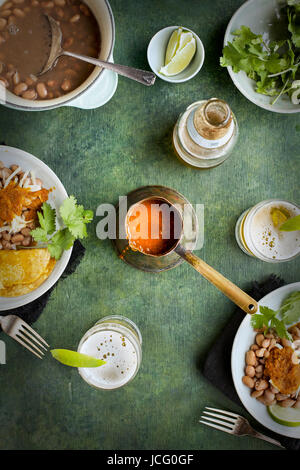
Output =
[{"x1": 125, "y1": 196, "x2": 258, "y2": 315}]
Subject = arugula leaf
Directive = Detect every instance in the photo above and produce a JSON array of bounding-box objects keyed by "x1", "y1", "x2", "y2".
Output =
[
  {"x1": 59, "y1": 195, "x2": 93, "y2": 239},
  {"x1": 279, "y1": 214, "x2": 300, "y2": 231}
]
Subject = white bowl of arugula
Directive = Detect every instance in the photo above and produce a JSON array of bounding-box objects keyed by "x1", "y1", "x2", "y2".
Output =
[
  {"x1": 0, "y1": 146, "x2": 93, "y2": 311},
  {"x1": 222, "y1": 0, "x2": 300, "y2": 113},
  {"x1": 232, "y1": 282, "x2": 300, "y2": 438}
]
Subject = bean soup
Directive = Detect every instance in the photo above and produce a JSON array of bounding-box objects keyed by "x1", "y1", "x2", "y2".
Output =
[{"x1": 0, "y1": 0, "x2": 100, "y2": 100}]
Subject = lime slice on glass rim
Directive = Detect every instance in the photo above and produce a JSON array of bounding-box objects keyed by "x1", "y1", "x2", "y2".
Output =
[
  {"x1": 51, "y1": 349, "x2": 106, "y2": 368},
  {"x1": 268, "y1": 404, "x2": 300, "y2": 427}
]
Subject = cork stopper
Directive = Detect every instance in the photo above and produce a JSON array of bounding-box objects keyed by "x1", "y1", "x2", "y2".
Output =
[{"x1": 193, "y1": 99, "x2": 232, "y2": 140}]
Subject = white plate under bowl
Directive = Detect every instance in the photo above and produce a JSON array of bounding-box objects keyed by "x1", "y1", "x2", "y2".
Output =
[
  {"x1": 232, "y1": 281, "x2": 300, "y2": 438},
  {"x1": 0, "y1": 146, "x2": 72, "y2": 311},
  {"x1": 224, "y1": 0, "x2": 300, "y2": 113}
]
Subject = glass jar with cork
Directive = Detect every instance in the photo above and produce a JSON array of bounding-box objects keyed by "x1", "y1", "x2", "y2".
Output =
[{"x1": 172, "y1": 98, "x2": 239, "y2": 169}]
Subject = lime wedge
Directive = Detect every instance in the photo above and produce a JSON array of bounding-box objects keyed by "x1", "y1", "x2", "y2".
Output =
[
  {"x1": 271, "y1": 208, "x2": 289, "y2": 228},
  {"x1": 268, "y1": 404, "x2": 300, "y2": 427},
  {"x1": 165, "y1": 27, "x2": 182, "y2": 65},
  {"x1": 177, "y1": 30, "x2": 194, "y2": 52},
  {"x1": 50, "y1": 349, "x2": 106, "y2": 368},
  {"x1": 160, "y1": 37, "x2": 196, "y2": 76}
]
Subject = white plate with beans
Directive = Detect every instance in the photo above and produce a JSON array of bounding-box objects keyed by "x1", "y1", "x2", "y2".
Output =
[
  {"x1": 0, "y1": 145, "x2": 72, "y2": 310},
  {"x1": 232, "y1": 282, "x2": 300, "y2": 438}
]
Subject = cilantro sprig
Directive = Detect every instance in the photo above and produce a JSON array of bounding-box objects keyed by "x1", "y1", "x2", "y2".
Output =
[
  {"x1": 220, "y1": 1, "x2": 300, "y2": 105},
  {"x1": 31, "y1": 196, "x2": 93, "y2": 260},
  {"x1": 251, "y1": 291, "x2": 300, "y2": 340}
]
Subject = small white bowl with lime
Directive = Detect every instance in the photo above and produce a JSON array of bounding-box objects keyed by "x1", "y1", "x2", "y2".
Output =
[{"x1": 147, "y1": 26, "x2": 205, "y2": 83}]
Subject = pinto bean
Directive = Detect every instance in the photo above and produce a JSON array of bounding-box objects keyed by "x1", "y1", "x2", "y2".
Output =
[
  {"x1": 14, "y1": 82, "x2": 28, "y2": 95},
  {"x1": 13, "y1": 7, "x2": 25, "y2": 17},
  {"x1": 22, "y1": 236, "x2": 32, "y2": 246},
  {"x1": 276, "y1": 393, "x2": 289, "y2": 401},
  {"x1": 22, "y1": 88, "x2": 37, "y2": 100},
  {"x1": 255, "y1": 379, "x2": 268, "y2": 391},
  {"x1": 264, "y1": 389, "x2": 275, "y2": 402},
  {"x1": 2, "y1": 231, "x2": 11, "y2": 241},
  {"x1": 282, "y1": 338, "x2": 292, "y2": 348},
  {"x1": 280, "y1": 399, "x2": 296, "y2": 408},
  {"x1": 262, "y1": 338, "x2": 270, "y2": 348},
  {"x1": 251, "y1": 390, "x2": 264, "y2": 398},
  {"x1": 242, "y1": 376, "x2": 254, "y2": 388},
  {"x1": 12, "y1": 71, "x2": 20, "y2": 85},
  {"x1": 11, "y1": 233, "x2": 24, "y2": 244},
  {"x1": 245, "y1": 350, "x2": 256, "y2": 366},
  {"x1": 61, "y1": 78, "x2": 71, "y2": 91},
  {"x1": 0, "y1": 77, "x2": 9, "y2": 87},
  {"x1": 255, "y1": 348, "x2": 266, "y2": 358},
  {"x1": 1, "y1": 9, "x2": 12, "y2": 17},
  {"x1": 70, "y1": 13, "x2": 80, "y2": 22},
  {"x1": 2, "y1": 240, "x2": 11, "y2": 249},
  {"x1": 0, "y1": 18, "x2": 7, "y2": 29},
  {"x1": 21, "y1": 227, "x2": 31, "y2": 236},
  {"x1": 36, "y1": 82, "x2": 47, "y2": 98},
  {"x1": 245, "y1": 365, "x2": 255, "y2": 378}
]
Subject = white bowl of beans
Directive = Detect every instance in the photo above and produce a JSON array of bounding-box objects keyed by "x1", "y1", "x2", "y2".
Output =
[
  {"x1": 0, "y1": 0, "x2": 115, "y2": 111},
  {"x1": 0, "y1": 145, "x2": 72, "y2": 310},
  {"x1": 232, "y1": 282, "x2": 300, "y2": 438}
]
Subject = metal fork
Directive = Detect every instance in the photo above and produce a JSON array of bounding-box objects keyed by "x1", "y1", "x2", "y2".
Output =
[
  {"x1": 0, "y1": 315, "x2": 49, "y2": 359},
  {"x1": 200, "y1": 407, "x2": 285, "y2": 449}
]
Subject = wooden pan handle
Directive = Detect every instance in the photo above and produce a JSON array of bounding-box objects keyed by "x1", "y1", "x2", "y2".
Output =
[{"x1": 175, "y1": 245, "x2": 258, "y2": 314}]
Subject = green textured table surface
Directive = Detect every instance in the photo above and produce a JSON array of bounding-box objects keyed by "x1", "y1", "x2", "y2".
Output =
[{"x1": 0, "y1": 0, "x2": 299, "y2": 451}]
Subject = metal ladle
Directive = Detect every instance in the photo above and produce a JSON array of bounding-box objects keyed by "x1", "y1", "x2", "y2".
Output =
[
  {"x1": 126, "y1": 197, "x2": 258, "y2": 315},
  {"x1": 40, "y1": 15, "x2": 156, "y2": 86}
]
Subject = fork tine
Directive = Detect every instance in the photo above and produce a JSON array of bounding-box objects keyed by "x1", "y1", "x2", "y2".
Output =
[
  {"x1": 200, "y1": 415, "x2": 234, "y2": 429},
  {"x1": 199, "y1": 420, "x2": 233, "y2": 434},
  {"x1": 16, "y1": 332, "x2": 45, "y2": 357},
  {"x1": 13, "y1": 334, "x2": 43, "y2": 359},
  {"x1": 205, "y1": 407, "x2": 239, "y2": 418},
  {"x1": 19, "y1": 326, "x2": 48, "y2": 351},
  {"x1": 19, "y1": 322, "x2": 49, "y2": 348},
  {"x1": 203, "y1": 410, "x2": 236, "y2": 424}
]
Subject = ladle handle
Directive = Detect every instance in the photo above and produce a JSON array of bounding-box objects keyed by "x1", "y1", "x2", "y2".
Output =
[
  {"x1": 63, "y1": 51, "x2": 156, "y2": 86},
  {"x1": 175, "y1": 246, "x2": 258, "y2": 315}
]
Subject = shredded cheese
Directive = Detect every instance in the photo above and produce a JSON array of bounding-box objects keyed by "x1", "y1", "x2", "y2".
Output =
[{"x1": 4, "y1": 166, "x2": 21, "y2": 188}]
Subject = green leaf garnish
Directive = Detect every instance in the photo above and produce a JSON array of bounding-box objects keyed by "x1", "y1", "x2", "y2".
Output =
[
  {"x1": 220, "y1": 3, "x2": 300, "y2": 105},
  {"x1": 279, "y1": 214, "x2": 300, "y2": 231},
  {"x1": 251, "y1": 305, "x2": 291, "y2": 340},
  {"x1": 47, "y1": 228, "x2": 75, "y2": 261},
  {"x1": 50, "y1": 349, "x2": 106, "y2": 368},
  {"x1": 280, "y1": 291, "x2": 300, "y2": 325},
  {"x1": 31, "y1": 196, "x2": 93, "y2": 260},
  {"x1": 59, "y1": 195, "x2": 93, "y2": 239},
  {"x1": 251, "y1": 291, "x2": 300, "y2": 339}
]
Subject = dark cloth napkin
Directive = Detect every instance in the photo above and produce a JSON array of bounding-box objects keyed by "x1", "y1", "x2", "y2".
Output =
[
  {"x1": 0, "y1": 240, "x2": 85, "y2": 325},
  {"x1": 203, "y1": 274, "x2": 300, "y2": 450}
]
